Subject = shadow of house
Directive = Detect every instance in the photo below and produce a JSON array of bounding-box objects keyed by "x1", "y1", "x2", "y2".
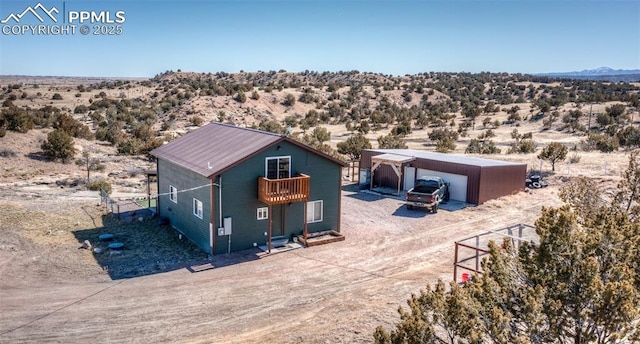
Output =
[{"x1": 72, "y1": 213, "x2": 260, "y2": 280}]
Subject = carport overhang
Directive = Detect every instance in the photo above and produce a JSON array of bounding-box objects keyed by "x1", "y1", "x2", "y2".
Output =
[{"x1": 370, "y1": 153, "x2": 415, "y2": 195}]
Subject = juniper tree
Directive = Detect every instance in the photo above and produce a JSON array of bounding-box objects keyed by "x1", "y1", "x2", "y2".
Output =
[
  {"x1": 337, "y1": 133, "x2": 371, "y2": 161},
  {"x1": 538, "y1": 142, "x2": 568, "y2": 171},
  {"x1": 41, "y1": 129, "x2": 76, "y2": 162}
]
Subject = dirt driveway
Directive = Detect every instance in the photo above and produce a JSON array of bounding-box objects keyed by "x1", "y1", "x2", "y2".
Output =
[{"x1": 0, "y1": 183, "x2": 563, "y2": 344}]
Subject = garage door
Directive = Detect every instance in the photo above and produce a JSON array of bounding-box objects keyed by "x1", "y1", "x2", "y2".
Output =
[{"x1": 416, "y1": 169, "x2": 468, "y2": 202}]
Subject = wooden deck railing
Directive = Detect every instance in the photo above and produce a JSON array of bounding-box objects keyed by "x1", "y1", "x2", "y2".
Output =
[{"x1": 258, "y1": 174, "x2": 310, "y2": 205}]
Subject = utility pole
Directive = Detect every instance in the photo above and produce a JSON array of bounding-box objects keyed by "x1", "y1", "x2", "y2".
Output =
[{"x1": 587, "y1": 103, "x2": 593, "y2": 131}]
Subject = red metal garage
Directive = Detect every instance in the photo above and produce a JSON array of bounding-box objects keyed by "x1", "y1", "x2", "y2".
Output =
[{"x1": 359, "y1": 149, "x2": 526, "y2": 205}]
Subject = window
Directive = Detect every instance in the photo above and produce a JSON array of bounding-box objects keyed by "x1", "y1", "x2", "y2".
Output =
[
  {"x1": 306, "y1": 200, "x2": 323, "y2": 223},
  {"x1": 266, "y1": 156, "x2": 290, "y2": 179},
  {"x1": 193, "y1": 198, "x2": 203, "y2": 219},
  {"x1": 257, "y1": 207, "x2": 268, "y2": 220},
  {"x1": 169, "y1": 185, "x2": 177, "y2": 203}
]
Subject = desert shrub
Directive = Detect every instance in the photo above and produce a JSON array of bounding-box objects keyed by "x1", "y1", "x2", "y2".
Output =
[
  {"x1": 51, "y1": 93, "x2": 63, "y2": 100},
  {"x1": 568, "y1": 152, "x2": 581, "y2": 164},
  {"x1": 95, "y1": 121, "x2": 124, "y2": 145},
  {"x1": 298, "y1": 92, "x2": 315, "y2": 104},
  {"x1": 435, "y1": 136, "x2": 456, "y2": 153},
  {"x1": 189, "y1": 116, "x2": 204, "y2": 126},
  {"x1": 582, "y1": 133, "x2": 619, "y2": 153},
  {"x1": 0, "y1": 127, "x2": 5, "y2": 138},
  {"x1": 506, "y1": 112, "x2": 522, "y2": 123},
  {"x1": 133, "y1": 123, "x2": 154, "y2": 142},
  {"x1": 2, "y1": 106, "x2": 33, "y2": 133},
  {"x1": 259, "y1": 120, "x2": 286, "y2": 134},
  {"x1": 429, "y1": 128, "x2": 459, "y2": 142},
  {"x1": 377, "y1": 134, "x2": 407, "y2": 149},
  {"x1": 41, "y1": 129, "x2": 76, "y2": 162},
  {"x1": 88, "y1": 179, "x2": 112, "y2": 194},
  {"x1": 283, "y1": 93, "x2": 296, "y2": 106},
  {"x1": 89, "y1": 112, "x2": 104, "y2": 123},
  {"x1": 466, "y1": 139, "x2": 501, "y2": 154},
  {"x1": 596, "y1": 113, "x2": 613, "y2": 127},
  {"x1": 117, "y1": 138, "x2": 144, "y2": 155},
  {"x1": 54, "y1": 113, "x2": 93, "y2": 139},
  {"x1": 617, "y1": 126, "x2": 640, "y2": 148},
  {"x1": 142, "y1": 137, "x2": 163, "y2": 155},
  {"x1": 74, "y1": 105, "x2": 89, "y2": 114},
  {"x1": 283, "y1": 115, "x2": 298, "y2": 128},
  {"x1": 128, "y1": 167, "x2": 140, "y2": 177},
  {"x1": 250, "y1": 90, "x2": 260, "y2": 100},
  {"x1": 235, "y1": 91, "x2": 247, "y2": 103},
  {"x1": 160, "y1": 120, "x2": 174, "y2": 131},
  {"x1": 605, "y1": 103, "x2": 626, "y2": 120},
  {"x1": 391, "y1": 121, "x2": 411, "y2": 137},
  {"x1": 0, "y1": 148, "x2": 17, "y2": 157},
  {"x1": 508, "y1": 139, "x2": 537, "y2": 154}
]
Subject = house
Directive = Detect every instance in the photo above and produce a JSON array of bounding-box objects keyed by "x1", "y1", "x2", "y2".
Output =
[
  {"x1": 151, "y1": 123, "x2": 347, "y2": 254},
  {"x1": 359, "y1": 149, "x2": 526, "y2": 205}
]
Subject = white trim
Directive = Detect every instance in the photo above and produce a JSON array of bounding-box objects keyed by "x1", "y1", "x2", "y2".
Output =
[
  {"x1": 257, "y1": 207, "x2": 268, "y2": 220},
  {"x1": 306, "y1": 200, "x2": 323, "y2": 223},
  {"x1": 265, "y1": 155, "x2": 291, "y2": 179},
  {"x1": 169, "y1": 185, "x2": 177, "y2": 203},
  {"x1": 193, "y1": 198, "x2": 203, "y2": 219}
]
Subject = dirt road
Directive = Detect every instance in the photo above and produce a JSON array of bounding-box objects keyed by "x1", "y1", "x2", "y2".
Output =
[{"x1": 0, "y1": 183, "x2": 562, "y2": 344}]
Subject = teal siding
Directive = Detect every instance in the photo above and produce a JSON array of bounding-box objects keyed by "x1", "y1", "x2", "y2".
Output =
[
  {"x1": 214, "y1": 141, "x2": 342, "y2": 254},
  {"x1": 157, "y1": 159, "x2": 213, "y2": 254},
  {"x1": 158, "y1": 140, "x2": 342, "y2": 255}
]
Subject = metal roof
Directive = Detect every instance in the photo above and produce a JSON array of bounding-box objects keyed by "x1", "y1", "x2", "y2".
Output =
[
  {"x1": 367, "y1": 149, "x2": 525, "y2": 167},
  {"x1": 151, "y1": 122, "x2": 345, "y2": 178},
  {"x1": 371, "y1": 153, "x2": 416, "y2": 164}
]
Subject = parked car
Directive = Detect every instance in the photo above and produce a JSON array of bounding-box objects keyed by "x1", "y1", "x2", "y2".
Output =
[{"x1": 405, "y1": 176, "x2": 449, "y2": 212}]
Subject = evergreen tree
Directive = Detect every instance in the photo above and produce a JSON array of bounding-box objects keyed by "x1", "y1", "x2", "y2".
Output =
[
  {"x1": 337, "y1": 133, "x2": 371, "y2": 160},
  {"x1": 538, "y1": 142, "x2": 568, "y2": 171},
  {"x1": 377, "y1": 134, "x2": 407, "y2": 149},
  {"x1": 41, "y1": 129, "x2": 76, "y2": 162}
]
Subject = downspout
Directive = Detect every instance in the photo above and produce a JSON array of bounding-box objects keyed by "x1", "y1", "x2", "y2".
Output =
[
  {"x1": 337, "y1": 168, "x2": 342, "y2": 232},
  {"x1": 156, "y1": 160, "x2": 160, "y2": 218},
  {"x1": 218, "y1": 175, "x2": 230, "y2": 254},
  {"x1": 210, "y1": 179, "x2": 216, "y2": 254},
  {"x1": 210, "y1": 177, "x2": 223, "y2": 255}
]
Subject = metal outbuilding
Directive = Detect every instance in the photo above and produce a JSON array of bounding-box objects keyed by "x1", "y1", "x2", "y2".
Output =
[{"x1": 359, "y1": 149, "x2": 527, "y2": 205}]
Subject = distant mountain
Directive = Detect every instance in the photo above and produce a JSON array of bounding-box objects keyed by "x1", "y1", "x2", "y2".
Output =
[{"x1": 537, "y1": 67, "x2": 640, "y2": 82}]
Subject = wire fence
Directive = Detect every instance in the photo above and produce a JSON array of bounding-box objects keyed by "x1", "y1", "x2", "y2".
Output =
[{"x1": 100, "y1": 188, "x2": 157, "y2": 220}]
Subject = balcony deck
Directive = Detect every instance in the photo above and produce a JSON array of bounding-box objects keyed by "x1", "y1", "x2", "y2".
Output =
[{"x1": 258, "y1": 174, "x2": 310, "y2": 205}]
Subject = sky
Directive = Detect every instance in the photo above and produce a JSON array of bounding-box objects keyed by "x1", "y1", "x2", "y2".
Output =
[{"x1": 0, "y1": 0, "x2": 638, "y2": 77}]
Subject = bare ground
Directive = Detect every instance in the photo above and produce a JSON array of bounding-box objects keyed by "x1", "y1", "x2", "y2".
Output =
[
  {"x1": 0, "y1": 77, "x2": 634, "y2": 343},
  {"x1": 0, "y1": 176, "x2": 569, "y2": 344}
]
